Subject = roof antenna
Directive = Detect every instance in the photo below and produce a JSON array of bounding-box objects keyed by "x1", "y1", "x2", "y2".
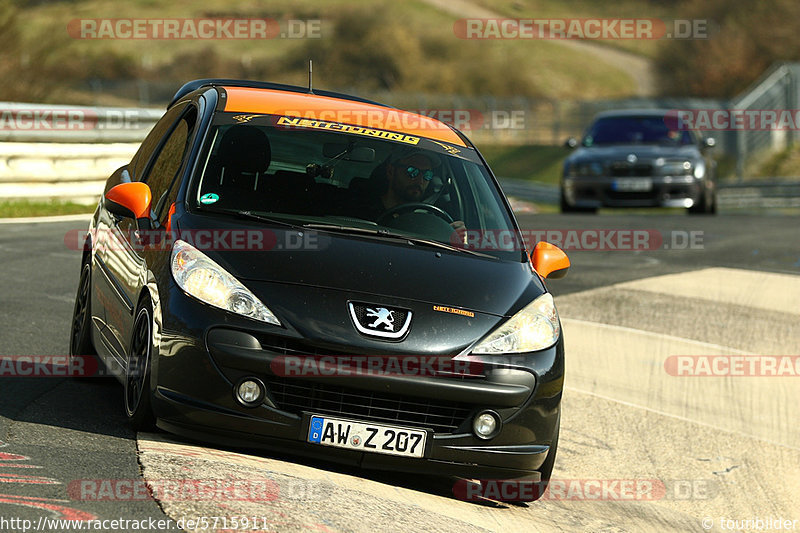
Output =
[{"x1": 308, "y1": 59, "x2": 314, "y2": 94}]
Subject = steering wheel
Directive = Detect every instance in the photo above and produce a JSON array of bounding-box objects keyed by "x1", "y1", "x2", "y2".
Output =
[{"x1": 377, "y1": 203, "x2": 454, "y2": 225}]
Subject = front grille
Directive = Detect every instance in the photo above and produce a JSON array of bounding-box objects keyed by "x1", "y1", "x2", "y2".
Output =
[
  {"x1": 266, "y1": 378, "x2": 473, "y2": 433},
  {"x1": 257, "y1": 334, "x2": 348, "y2": 356},
  {"x1": 609, "y1": 163, "x2": 653, "y2": 177},
  {"x1": 257, "y1": 333, "x2": 484, "y2": 378}
]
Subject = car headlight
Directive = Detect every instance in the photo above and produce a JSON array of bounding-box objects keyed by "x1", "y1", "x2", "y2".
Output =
[
  {"x1": 171, "y1": 239, "x2": 281, "y2": 325},
  {"x1": 471, "y1": 293, "x2": 559, "y2": 354},
  {"x1": 567, "y1": 161, "x2": 603, "y2": 177},
  {"x1": 693, "y1": 160, "x2": 706, "y2": 179}
]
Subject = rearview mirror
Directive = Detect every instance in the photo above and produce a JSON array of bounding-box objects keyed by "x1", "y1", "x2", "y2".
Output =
[
  {"x1": 349, "y1": 146, "x2": 376, "y2": 162},
  {"x1": 322, "y1": 143, "x2": 376, "y2": 162},
  {"x1": 104, "y1": 182, "x2": 153, "y2": 229},
  {"x1": 531, "y1": 241, "x2": 570, "y2": 279}
]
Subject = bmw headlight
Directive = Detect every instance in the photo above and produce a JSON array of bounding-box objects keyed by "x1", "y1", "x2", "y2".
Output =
[
  {"x1": 567, "y1": 161, "x2": 603, "y2": 177},
  {"x1": 693, "y1": 160, "x2": 706, "y2": 179},
  {"x1": 471, "y1": 293, "x2": 560, "y2": 354},
  {"x1": 171, "y1": 239, "x2": 281, "y2": 325}
]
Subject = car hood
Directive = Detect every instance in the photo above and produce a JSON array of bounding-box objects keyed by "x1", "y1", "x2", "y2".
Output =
[
  {"x1": 567, "y1": 144, "x2": 701, "y2": 162},
  {"x1": 175, "y1": 212, "x2": 544, "y2": 317}
]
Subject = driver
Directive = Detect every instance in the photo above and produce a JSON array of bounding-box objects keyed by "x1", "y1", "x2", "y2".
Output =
[
  {"x1": 383, "y1": 151, "x2": 437, "y2": 209},
  {"x1": 358, "y1": 150, "x2": 465, "y2": 235}
]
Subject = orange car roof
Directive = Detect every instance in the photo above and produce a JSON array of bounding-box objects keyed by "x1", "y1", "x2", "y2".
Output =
[{"x1": 222, "y1": 86, "x2": 467, "y2": 147}]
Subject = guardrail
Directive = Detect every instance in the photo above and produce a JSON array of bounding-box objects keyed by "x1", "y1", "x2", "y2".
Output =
[
  {"x1": 497, "y1": 179, "x2": 560, "y2": 205},
  {"x1": 717, "y1": 179, "x2": 800, "y2": 208},
  {"x1": 0, "y1": 102, "x2": 161, "y2": 143},
  {"x1": 0, "y1": 142, "x2": 138, "y2": 203},
  {"x1": 497, "y1": 178, "x2": 800, "y2": 210}
]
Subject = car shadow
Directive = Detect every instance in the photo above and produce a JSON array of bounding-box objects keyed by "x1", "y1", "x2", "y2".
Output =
[{"x1": 144, "y1": 430, "x2": 529, "y2": 509}]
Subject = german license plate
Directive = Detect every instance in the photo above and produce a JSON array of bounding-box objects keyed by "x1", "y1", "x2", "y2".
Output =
[
  {"x1": 613, "y1": 178, "x2": 652, "y2": 191},
  {"x1": 307, "y1": 415, "x2": 427, "y2": 458}
]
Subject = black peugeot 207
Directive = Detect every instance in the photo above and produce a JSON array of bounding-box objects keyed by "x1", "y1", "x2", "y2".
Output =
[{"x1": 69, "y1": 79, "x2": 570, "y2": 501}]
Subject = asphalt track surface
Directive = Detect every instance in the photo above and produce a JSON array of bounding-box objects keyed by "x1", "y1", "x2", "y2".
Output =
[{"x1": 0, "y1": 211, "x2": 798, "y2": 532}]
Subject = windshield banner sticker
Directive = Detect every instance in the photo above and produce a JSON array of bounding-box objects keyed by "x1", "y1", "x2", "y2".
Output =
[{"x1": 276, "y1": 116, "x2": 420, "y2": 145}]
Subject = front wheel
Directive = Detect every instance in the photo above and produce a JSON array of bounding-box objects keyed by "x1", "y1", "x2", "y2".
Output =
[
  {"x1": 69, "y1": 262, "x2": 104, "y2": 380},
  {"x1": 688, "y1": 184, "x2": 717, "y2": 215},
  {"x1": 125, "y1": 303, "x2": 156, "y2": 431},
  {"x1": 69, "y1": 263, "x2": 95, "y2": 359}
]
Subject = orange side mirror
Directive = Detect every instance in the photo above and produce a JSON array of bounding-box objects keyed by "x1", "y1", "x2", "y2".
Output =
[
  {"x1": 531, "y1": 241, "x2": 570, "y2": 279},
  {"x1": 104, "y1": 182, "x2": 152, "y2": 220}
]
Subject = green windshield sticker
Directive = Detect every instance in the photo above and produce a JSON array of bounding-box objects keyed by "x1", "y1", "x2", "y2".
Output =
[{"x1": 200, "y1": 193, "x2": 220, "y2": 205}]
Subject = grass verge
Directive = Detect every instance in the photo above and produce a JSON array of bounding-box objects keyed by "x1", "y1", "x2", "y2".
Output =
[
  {"x1": 480, "y1": 144, "x2": 567, "y2": 184},
  {"x1": 0, "y1": 200, "x2": 96, "y2": 218}
]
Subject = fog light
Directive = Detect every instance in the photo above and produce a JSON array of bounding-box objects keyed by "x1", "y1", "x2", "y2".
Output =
[
  {"x1": 235, "y1": 378, "x2": 265, "y2": 407},
  {"x1": 473, "y1": 411, "x2": 500, "y2": 439}
]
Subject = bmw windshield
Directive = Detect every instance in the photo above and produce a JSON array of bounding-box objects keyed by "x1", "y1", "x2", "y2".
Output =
[
  {"x1": 190, "y1": 113, "x2": 524, "y2": 260},
  {"x1": 583, "y1": 116, "x2": 695, "y2": 146}
]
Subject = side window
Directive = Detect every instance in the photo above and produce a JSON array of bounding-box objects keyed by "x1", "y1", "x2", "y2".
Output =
[
  {"x1": 143, "y1": 107, "x2": 198, "y2": 221},
  {"x1": 131, "y1": 102, "x2": 188, "y2": 181}
]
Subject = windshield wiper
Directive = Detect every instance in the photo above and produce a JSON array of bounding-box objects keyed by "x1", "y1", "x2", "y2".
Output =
[
  {"x1": 302, "y1": 223, "x2": 499, "y2": 259},
  {"x1": 302, "y1": 222, "x2": 391, "y2": 235},
  {"x1": 198, "y1": 207, "x2": 301, "y2": 229},
  {"x1": 402, "y1": 235, "x2": 500, "y2": 259}
]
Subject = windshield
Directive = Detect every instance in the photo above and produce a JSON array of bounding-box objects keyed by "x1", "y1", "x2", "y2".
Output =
[
  {"x1": 583, "y1": 116, "x2": 695, "y2": 146},
  {"x1": 189, "y1": 113, "x2": 523, "y2": 260}
]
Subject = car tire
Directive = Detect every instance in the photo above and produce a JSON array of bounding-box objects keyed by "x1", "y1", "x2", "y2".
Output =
[
  {"x1": 125, "y1": 300, "x2": 157, "y2": 431},
  {"x1": 69, "y1": 262, "x2": 101, "y2": 379},
  {"x1": 688, "y1": 185, "x2": 717, "y2": 215},
  {"x1": 708, "y1": 189, "x2": 718, "y2": 214}
]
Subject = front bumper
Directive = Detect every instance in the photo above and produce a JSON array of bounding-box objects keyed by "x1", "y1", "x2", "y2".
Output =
[
  {"x1": 563, "y1": 175, "x2": 703, "y2": 208},
  {"x1": 149, "y1": 287, "x2": 563, "y2": 481}
]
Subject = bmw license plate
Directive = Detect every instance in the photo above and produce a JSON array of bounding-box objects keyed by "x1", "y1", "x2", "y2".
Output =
[
  {"x1": 307, "y1": 415, "x2": 427, "y2": 458},
  {"x1": 612, "y1": 178, "x2": 652, "y2": 191}
]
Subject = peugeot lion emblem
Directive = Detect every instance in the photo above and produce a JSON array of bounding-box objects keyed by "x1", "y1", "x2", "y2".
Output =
[
  {"x1": 366, "y1": 307, "x2": 395, "y2": 330},
  {"x1": 348, "y1": 302, "x2": 412, "y2": 340}
]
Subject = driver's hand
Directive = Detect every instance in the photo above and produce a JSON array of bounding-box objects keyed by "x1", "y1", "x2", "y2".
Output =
[{"x1": 450, "y1": 220, "x2": 467, "y2": 246}]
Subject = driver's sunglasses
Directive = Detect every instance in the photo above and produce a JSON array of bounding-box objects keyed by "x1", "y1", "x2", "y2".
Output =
[{"x1": 396, "y1": 164, "x2": 434, "y2": 182}]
